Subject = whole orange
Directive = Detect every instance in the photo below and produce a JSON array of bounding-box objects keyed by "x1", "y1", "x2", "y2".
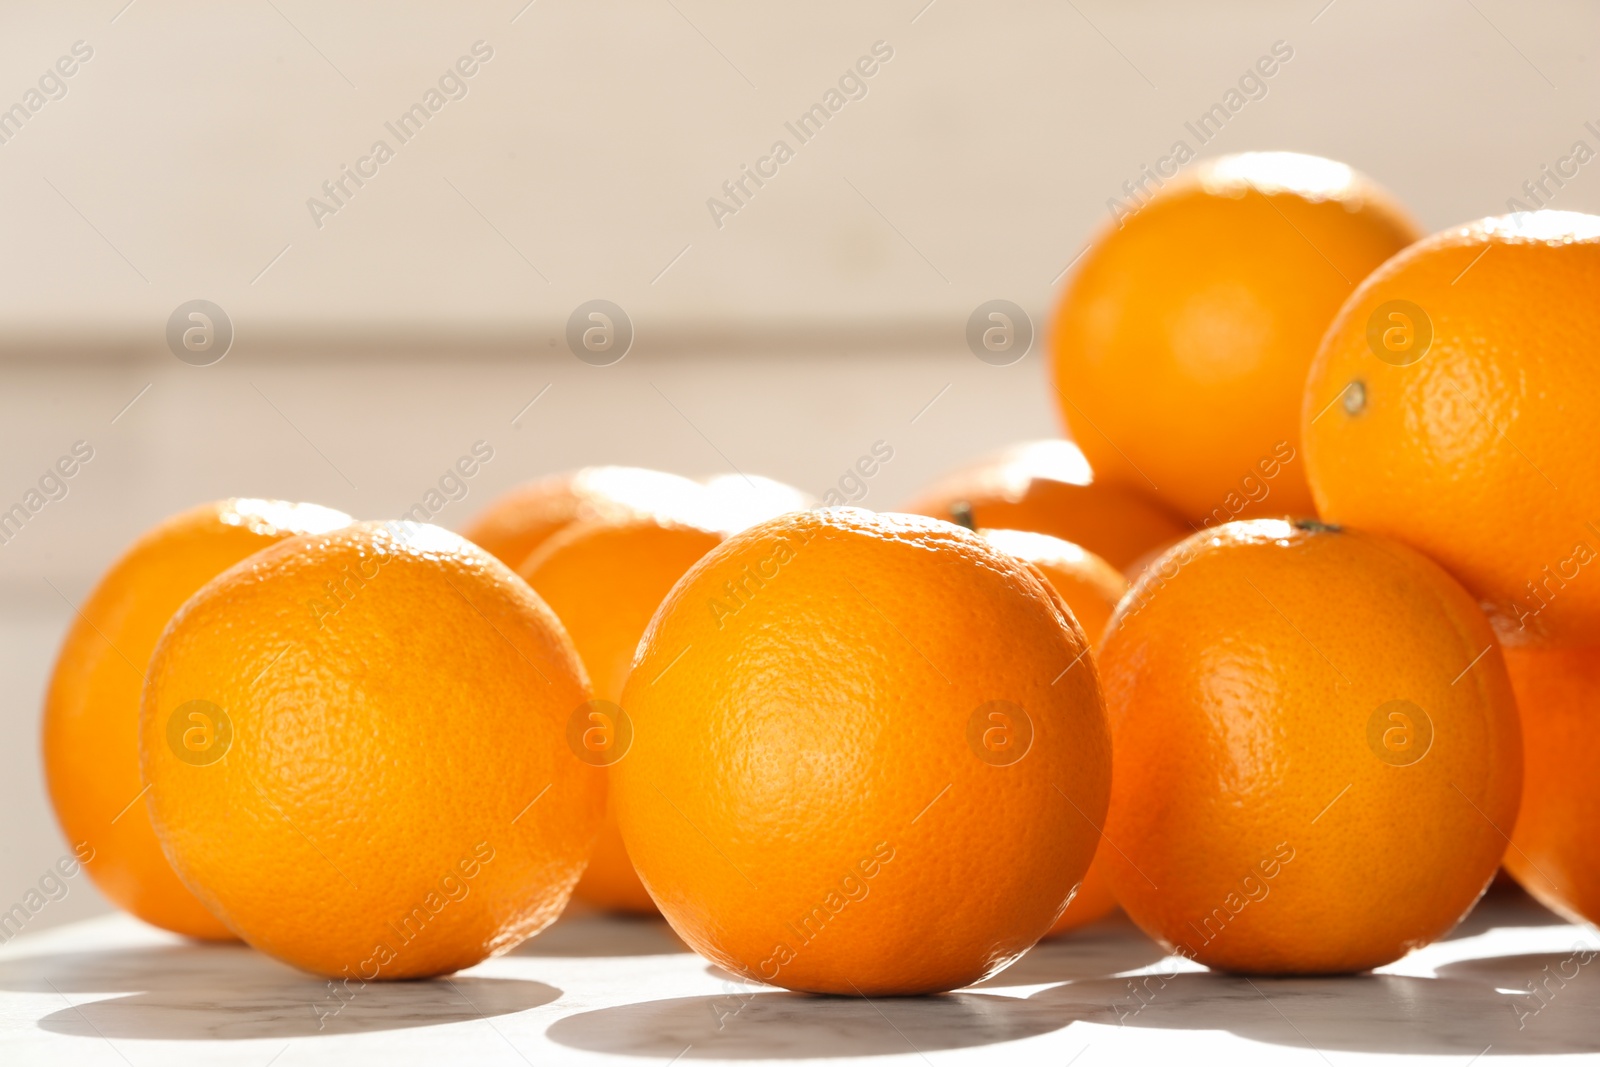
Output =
[
  {"x1": 42, "y1": 499, "x2": 350, "y2": 939},
  {"x1": 900, "y1": 440, "x2": 1189, "y2": 572},
  {"x1": 613, "y1": 508, "x2": 1111, "y2": 995},
  {"x1": 1304, "y1": 210, "x2": 1600, "y2": 647},
  {"x1": 1099, "y1": 519, "x2": 1521, "y2": 973},
  {"x1": 520, "y1": 516, "x2": 725, "y2": 913},
  {"x1": 140, "y1": 521, "x2": 603, "y2": 978},
  {"x1": 1052, "y1": 152, "x2": 1419, "y2": 524},
  {"x1": 460, "y1": 466, "x2": 705, "y2": 570},
  {"x1": 979, "y1": 528, "x2": 1127, "y2": 936},
  {"x1": 1503, "y1": 645, "x2": 1600, "y2": 925}
]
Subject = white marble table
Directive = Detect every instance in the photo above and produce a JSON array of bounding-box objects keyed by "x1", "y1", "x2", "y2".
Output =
[{"x1": 1, "y1": 885, "x2": 1595, "y2": 1066}]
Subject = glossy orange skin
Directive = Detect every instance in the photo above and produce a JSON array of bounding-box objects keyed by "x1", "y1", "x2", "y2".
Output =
[
  {"x1": 42, "y1": 499, "x2": 351, "y2": 939},
  {"x1": 901, "y1": 440, "x2": 1189, "y2": 573},
  {"x1": 979, "y1": 529, "x2": 1128, "y2": 936},
  {"x1": 520, "y1": 517, "x2": 725, "y2": 914},
  {"x1": 1053, "y1": 152, "x2": 1419, "y2": 523},
  {"x1": 1124, "y1": 532, "x2": 1192, "y2": 584},
  {"x1": 1503, "y1": 646, "x2": 1600, "y2": 925},
  {"x1": 141, "y1": 522, "x2": 604, "y2": 978},
  {"x1": 1100, "y1": 519, "x2": 1521, "y2": 973},
  {"x1": 1304, "y1": 211, "x2": 1600, "y2": 647},
  {"x1": 460, "y1": 467, "x2": 706, "y2": 570},
  {"x1": 614, "y1": 508, "x2": 1111, "y2": 995}
]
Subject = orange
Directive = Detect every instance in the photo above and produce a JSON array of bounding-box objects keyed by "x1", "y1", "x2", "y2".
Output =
[
  {"x1": 980, "y1": 528, "x2": 1126, "y2": 650},
  {"x1": 460, "y1": 466, "x2": 705, "y2": 570},
  {"x1": 42, "y1": 499, "x2": 351, "y2": 939},
  {"x1": 1052, "y1": 151, "x2": 1419, "y2": 524},
  {"x1": 613, "y1": 508, "x2": 1111, "y2": 995},
  {"x1": 978, "y1": 529, "x2": 1127, "y2": 936},
  {"x1": 1125, "y1": 533, "x2": 1190, "y2": 583},
  {"x1": 1304, "y1": 210, "x2": 1600, "y2": 647},
  {"x1": 1099, "y1": 518, "x2": 1521, "y2": 973},
  {"x1": 140, "y1": 521, "x2": 604, "y2": 978},
  {"x1": 1503, "y1": 645, "x2": 1600, "y2": 925},
  {"x1": 900, "y1": 440, "x2": 1189, "y2": 572},
  {"x1": 520, "y1": 515, "x2": 725, "y2": 913},
  {"x1": 1042, "y1": 841, "x2": 1119, "y2": 937}
]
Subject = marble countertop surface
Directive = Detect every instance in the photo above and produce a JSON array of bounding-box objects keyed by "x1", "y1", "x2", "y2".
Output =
[{"x1": 2, "y1": 885, "x2": 1596, "y2": 1066}]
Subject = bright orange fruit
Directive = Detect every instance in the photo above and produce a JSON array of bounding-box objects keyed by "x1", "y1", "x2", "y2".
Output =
[
  {"x1": 979, "y1": 529, "x2": 1128, "y2": 936},
  {"x1": 140, "y1": 521, "x2": 603, "y2": 978},
  {"x1": 460, "y1": 466, "x2": 705, "y2": 570},
  {"x1": 901, "y1": 440, "x2": 1189, "y2": 572},
  {"x1": 42, "y1": 499, "x2": 350, "y2": 939},
  {"x1": 613, "y1": 508, "x2": 1111, "y2": 995},
  {"x1": 981, "y1": 528, "x2": 1127, "y2": 649},
  {"x1": 1053, "y1": 152, "x2": 1419, "y2": 524},
  {"x1": 520, "y1": 515, "x2": 725, "y2": 913},
  {"x1": 1304, "y1": 210, "x2": 1600, "y2": 647},
  {"x1": 1503, "y1": 645, "x2": 1600, "y2": 925},
  {"x1": 1099, "y1": 519, "x2": 1521, "y2": 973}
]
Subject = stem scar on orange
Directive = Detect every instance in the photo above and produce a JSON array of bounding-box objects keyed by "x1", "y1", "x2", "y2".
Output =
[
  {"x1": 1304, "y1": 210, "x2": 1600, "y2": 647},
  {"x1": 900, "y1": 440, "x2": 1188, "y2": 574}
]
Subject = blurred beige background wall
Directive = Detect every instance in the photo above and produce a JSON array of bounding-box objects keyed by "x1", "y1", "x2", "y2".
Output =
[
  {"x1": 0, "y1": 0, "x2": 1595, "y2": 340},
  {"x1": 3, "y1": 0, "x2": 1597, "y2": 928}
]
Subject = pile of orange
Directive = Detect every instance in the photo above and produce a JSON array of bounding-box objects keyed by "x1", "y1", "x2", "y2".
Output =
[{"x1": 38, "y1": 150, "x2": 1598, "y2": 994}]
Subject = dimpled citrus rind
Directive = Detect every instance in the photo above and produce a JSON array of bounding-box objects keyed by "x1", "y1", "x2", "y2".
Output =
[
  {"x1": 521, "y1": 515, "x2": 726, "y2": 914},
  {"x1": 1101, "y1": 519, "x2": 1521, "y2": 973},
  {"x1": 615, "y1": 507, "x2": 1111, "y2": 995},
  {"x1": 141, "y1": 520, "x2": 604, "y2": 978},
  {"x1": 1304, "y1": 211, "x2": 1600, "y2": 647},
  {"x1": 43, "y1": 499, "x2": 351, "y2": 939},
  {"x1": 900, "y1": 440, "x2": 1189, "y2": 573},
  {"x1": 1054, "y1": 152, "x2": 1419, "y2": 523},
  {"x1": 1503, "y1": 645, "x2": 1600, "y2": 926}
]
